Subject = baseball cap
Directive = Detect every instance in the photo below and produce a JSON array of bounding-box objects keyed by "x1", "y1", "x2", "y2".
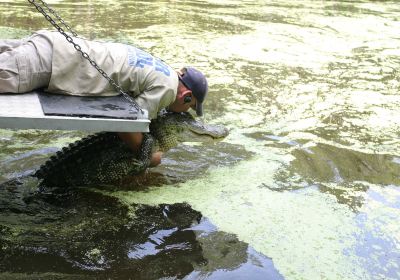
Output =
[{"x1": 178, "y1": 67, "x2": 208, "y2": 116}]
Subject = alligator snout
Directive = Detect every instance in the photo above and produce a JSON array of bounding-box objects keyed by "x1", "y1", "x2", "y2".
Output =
[{"x1": 188, "y1": 123, "x2": 229, "y2": 138}]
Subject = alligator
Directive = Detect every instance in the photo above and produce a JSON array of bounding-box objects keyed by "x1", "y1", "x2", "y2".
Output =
[{"x1": 19, "y1": 111, "x2": 228, "y2": 188}]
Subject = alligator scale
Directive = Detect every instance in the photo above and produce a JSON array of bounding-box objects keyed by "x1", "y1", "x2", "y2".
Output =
[{"x1": 30, "y1": 111, "x2": 228, "y2": 188}]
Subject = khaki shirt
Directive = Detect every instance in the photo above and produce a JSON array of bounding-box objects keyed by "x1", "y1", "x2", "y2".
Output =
[{"x1": 36, "y1": 31, "x2": 178, "y2": 120}]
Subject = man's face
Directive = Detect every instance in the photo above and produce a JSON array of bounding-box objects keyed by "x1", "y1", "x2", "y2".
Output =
[
  {"x1": 168, "y1": 86, "x2": 198, "y2": 114},
  {"x1": 169, "y1": 95, "x2": 197, "y2": 113}
]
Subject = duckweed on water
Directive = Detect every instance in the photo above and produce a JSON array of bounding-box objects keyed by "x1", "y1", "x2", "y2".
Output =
[{"x1": 1, "y1": 0, "x2": 400, "y2": 279}]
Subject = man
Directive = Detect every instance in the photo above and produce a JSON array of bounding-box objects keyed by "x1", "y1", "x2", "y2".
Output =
[{"x1": 0, "y1": 30, "x2": 209, "y2": 167}]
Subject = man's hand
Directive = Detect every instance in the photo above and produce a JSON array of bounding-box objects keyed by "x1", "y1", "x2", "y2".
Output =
[
  {"x1": 118, "y1": 132, "x2": 163, "y2": 167},
  {"x1": 150, "y1": 151, "x2": 163, "y2": 167},
  {"x1": 117, "y1": 132, "x2": 143, "y2": 154}
]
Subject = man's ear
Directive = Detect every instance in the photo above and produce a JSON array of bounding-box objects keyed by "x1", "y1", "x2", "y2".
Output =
[
  {"x1": 184, "y1": 95, "x2": 192, "y2": 104},
  {"x1": 181, "y1": 90, "x2": 192, "y2": 103}
]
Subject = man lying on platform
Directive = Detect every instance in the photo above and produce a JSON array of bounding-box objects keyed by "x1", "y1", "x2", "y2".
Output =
[{"x1": 0, "y1": 30, "x2": 209, "y2": 167}]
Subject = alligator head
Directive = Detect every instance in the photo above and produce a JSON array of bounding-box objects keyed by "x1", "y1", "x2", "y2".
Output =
[
  {"x1": 150, "y1": 111, "x2": 229, "y2": 152},
  {"x1": 35, "y1": 112, "x2": 229, "y2": 188}
]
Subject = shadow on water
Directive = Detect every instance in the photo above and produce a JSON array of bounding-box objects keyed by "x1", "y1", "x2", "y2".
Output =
[
  {"x1": 0, "y1": 181, "x2": 282, "y2": 279},
  {"x1": 246, "y1": 131, "x2": 400, "y2": 211},
  {"x1": 288, "y1": 142, "x2": 400, "y2": 211},
  {"x1": 288, "y1": 143, "x2": 400, "y2": 186}
]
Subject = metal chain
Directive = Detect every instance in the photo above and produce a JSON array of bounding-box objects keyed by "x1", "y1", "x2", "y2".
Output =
[{"x1": 27, "y1": 0, "x2": 144, "y2": 114}]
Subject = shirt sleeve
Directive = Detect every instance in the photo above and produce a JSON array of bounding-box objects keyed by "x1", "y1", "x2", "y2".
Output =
[{"x1": 135, "y1": 85, "x2": 176, "y2": 120}]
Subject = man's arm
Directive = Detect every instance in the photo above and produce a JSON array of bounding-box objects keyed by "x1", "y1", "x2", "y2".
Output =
[{"x1": 117, "y1": 132, "x2": 162, "y2": 167}]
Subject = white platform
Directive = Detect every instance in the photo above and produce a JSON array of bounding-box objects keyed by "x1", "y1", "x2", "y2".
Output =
[{"x1": 0, "y1": 93, "x2": 150, "y2": 132}]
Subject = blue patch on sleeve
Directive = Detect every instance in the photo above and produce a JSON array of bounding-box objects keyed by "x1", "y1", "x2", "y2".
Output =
[{"x1": 127, "y1": 46, "x2": 137, "y2": 67}]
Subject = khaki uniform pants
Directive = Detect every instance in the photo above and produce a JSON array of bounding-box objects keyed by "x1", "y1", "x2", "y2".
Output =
[{"x1": 0, "y1": 34, "x2": 52, "y2": 93}]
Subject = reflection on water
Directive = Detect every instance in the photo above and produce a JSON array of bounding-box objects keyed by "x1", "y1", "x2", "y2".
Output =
[
  {"x1": 0, "y1": 181, "x2": 282, "y2": 279},
  {"x1": 1, "y1": 0, "x2": 400, "y2": 279}
]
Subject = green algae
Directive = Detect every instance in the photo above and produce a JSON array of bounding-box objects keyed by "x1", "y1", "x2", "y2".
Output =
[
  {"x1": 110, "y1": 133, "x2": 399, "y2": 279},
  {"x1": 0, "y1": 26, "x2": 30, "y2": 39},
  {"x1": 111, "y1": 156, "x2": 365, "y2": 279},
  {"x1": 1, "y1": 0, "x2": 400, "y2": 279}
]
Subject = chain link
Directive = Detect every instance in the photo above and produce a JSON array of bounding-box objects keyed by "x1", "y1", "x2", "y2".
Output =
[{"x1": 27, "y1": 0, "x2": 144, "y2": 114}]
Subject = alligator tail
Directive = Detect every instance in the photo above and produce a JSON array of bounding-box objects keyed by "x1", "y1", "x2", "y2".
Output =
[{"x1": 35, "y1": 133, "x2": 128, "y2": 187}]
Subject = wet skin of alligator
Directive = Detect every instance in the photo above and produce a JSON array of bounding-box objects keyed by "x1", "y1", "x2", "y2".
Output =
[{"x1": 31, "y1": 111, "x2": 229, "y2": 188}]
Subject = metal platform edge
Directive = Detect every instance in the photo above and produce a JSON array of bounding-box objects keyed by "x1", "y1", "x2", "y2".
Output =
[
  {"x1": 0, "y1": 115, "x2": 150, "y2": 132},
  {"x1": 0, "y1": 92, "x2": 150, "y2": 132}
]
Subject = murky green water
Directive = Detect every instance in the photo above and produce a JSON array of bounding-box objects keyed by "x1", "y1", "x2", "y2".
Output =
[{"x1": 1, "y1": 0, "x2": 400, "y2": 279}]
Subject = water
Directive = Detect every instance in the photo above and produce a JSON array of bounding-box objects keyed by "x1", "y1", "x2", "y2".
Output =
[{"x1": 1, "y1": 0, "x2": 400, "y2": 279}]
